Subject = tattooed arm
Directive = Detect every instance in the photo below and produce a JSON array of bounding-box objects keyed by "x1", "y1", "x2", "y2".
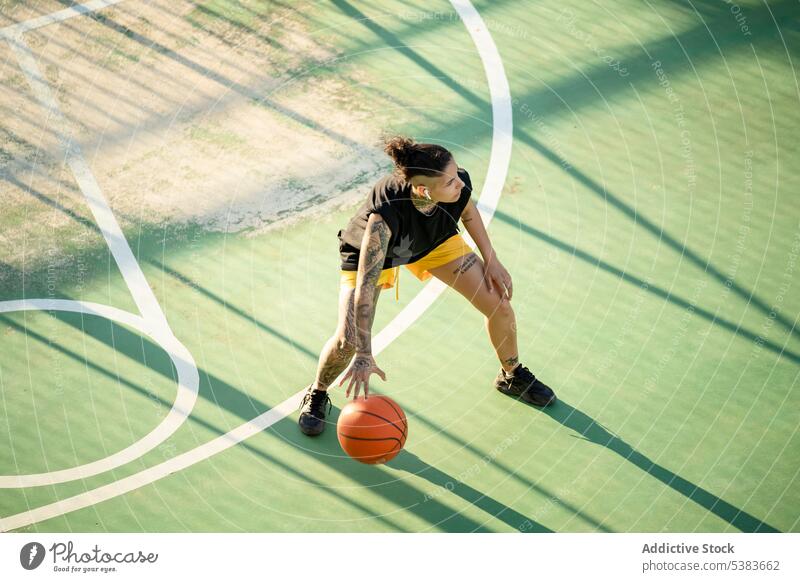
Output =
[
  {"x1": 460, "y1": 199, "x2": 513, "y2": 300},
  {"x1": 339, "y1": 212, "x2": 391, "y2": 398},
  {"x1": 354, "y1": 212, "x2": 391, "y2": 353}
]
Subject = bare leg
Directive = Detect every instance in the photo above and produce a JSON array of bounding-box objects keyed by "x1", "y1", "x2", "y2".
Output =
[
  {"x1": 486, "y1": 299, "x2": 519, "y2": 372},
  {"x1": 313, "y1": 283, "x2": 382, "y2": 391},
  {"x1": 428, "y1": 252, "x2": 520, "y2": 373}
]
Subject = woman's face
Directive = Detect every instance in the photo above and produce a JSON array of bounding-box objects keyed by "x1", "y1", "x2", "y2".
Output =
[{"x1": 412, "y1": 158, "x2": 465, "y2": 203}]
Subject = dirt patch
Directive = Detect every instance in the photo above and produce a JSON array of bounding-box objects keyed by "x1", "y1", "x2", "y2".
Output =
[{"x1": 1, "y1": 0, "x2": 393, "y2": 286}]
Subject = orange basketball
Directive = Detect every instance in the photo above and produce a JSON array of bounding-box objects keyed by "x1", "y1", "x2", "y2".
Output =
[{"x1": 337, "y1": 395, "x2": 408, "y2": 464}]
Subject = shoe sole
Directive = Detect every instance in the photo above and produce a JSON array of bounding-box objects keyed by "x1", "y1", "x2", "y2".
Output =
[
  {"x1": 299, "y1": 423, "x2": 325, "y2": 436},
  {"x1": 495, "y1": 384, "x2": 557, "y2": 408},
  {"x1": 300, "y1": 429, "x2": 324, "y2": 437},
  {"x1": 298, "y1": 414, "x2": 326, "y2": 436}
]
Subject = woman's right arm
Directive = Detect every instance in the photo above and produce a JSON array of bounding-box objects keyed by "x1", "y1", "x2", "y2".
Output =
[
  {"x1": 340, "y1": 212, "x2": 391, "y2": 399},
  {"x1": 354, "y1": 212, "x2": 391, "y2": 353}
]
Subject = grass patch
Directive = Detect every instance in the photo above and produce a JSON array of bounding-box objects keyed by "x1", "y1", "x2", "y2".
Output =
[
  {"x1": 186, "y1": 0, "x2": 277, "y2": 33},
  {"x1": 186, "y1": 123, "x2": 248, "y2": 149}
]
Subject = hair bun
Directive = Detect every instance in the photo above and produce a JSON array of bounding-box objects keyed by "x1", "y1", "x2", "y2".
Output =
[
  {"x1": 383, "y1": 135, "x2": 416, "y2": 167},
  {"x1": 381, "y1": 134, "x2": 452, "y2": 181}
]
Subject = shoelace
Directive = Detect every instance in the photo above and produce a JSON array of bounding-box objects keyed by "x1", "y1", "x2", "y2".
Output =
[
  {"x1": 505, "y1": 364, "x2": 535, "y2": 383},
  {"x1": 303, "y1": 389, "x2": 332, "y2": 417}
]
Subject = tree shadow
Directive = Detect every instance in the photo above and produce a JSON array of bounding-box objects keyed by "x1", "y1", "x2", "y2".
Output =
[
  {"x1": 152, "y1": 261, "x2": 318, "y2": 360},
  {"x1": 531, "y1": 397, "x2": 781, "y2": 532},
  {"x1": 2, "y1": 0, "x2": 376, "y2": 195},
  {"x1": 491, "y1": 207, "x2": 800, "y2": 365},
  {"x1": 59, "y1": 3, "x2": 370, "y2": 152},
  {"x1": 0, "y1": 311, "x2": 410, "y2": 531},
  {"x1": 510, "y1": 131, "x2": 800, "y2": 347},
  {"x1": 272, "y1": 406, "x2": 551, "y2": 532},
  {"x1": 401, "y1": 403, "x2": 613, "y2": 531},
  {"x1": 0, "y1": 267, "x2": 549, "y2": 532},
  {"x1": 331, "y1": 0, "x2": 800, "y2": 342}
]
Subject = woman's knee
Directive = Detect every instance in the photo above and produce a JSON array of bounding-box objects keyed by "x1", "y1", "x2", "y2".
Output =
[{"x1": 479, "y1": 293, "x2": 514, "y2": 319}]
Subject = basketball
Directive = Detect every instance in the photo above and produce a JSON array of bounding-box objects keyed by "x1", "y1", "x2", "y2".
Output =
[{"x1": 337, "y1": 395, "x2": 408, "y2": 464}]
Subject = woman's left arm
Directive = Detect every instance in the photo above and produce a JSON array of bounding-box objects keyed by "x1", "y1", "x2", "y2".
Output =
[{"x1": 460, "y1": 199, "x2": 513, "y2": 301}]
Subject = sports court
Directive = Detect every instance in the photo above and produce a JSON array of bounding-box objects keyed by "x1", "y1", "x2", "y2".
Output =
[{"x1": 0, "y1": 0, "x2": 798, "y2": 533}]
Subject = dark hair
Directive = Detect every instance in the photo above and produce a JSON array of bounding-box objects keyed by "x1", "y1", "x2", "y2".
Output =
[{"x1": 383, "y1": 135, "x2": 452, "y2": 181}]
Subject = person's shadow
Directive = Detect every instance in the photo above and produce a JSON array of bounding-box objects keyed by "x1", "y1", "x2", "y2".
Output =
[{"x1": 524, "y1": 398, "x2": 781, "y2": 532}]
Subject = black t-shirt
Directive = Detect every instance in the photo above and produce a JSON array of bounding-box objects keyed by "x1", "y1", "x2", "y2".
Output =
[{"x1": 338, "y1": 168, "x2": 473, "y2": 271}]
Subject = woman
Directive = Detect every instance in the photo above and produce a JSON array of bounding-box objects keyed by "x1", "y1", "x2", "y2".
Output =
[{"x1": 298, "y1": 136, "x2": 556, "y2": 436}]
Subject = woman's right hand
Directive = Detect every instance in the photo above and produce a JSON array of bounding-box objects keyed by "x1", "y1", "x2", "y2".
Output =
[{"x1": 339, "y1": 352, "x2": 386, "y2": 399}]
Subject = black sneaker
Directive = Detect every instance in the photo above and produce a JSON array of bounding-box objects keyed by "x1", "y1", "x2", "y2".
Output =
[
  {"x1": 494, "y1": 364, "x2": 557, "y2": 407},
  {"x1": 298, "y1": 385, "x2": 332, "y2": 436}
]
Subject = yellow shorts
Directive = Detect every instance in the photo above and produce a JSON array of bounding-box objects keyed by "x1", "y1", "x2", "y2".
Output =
[{"x1": 339, "y1": 233, "x2": 474, "y2": 301}]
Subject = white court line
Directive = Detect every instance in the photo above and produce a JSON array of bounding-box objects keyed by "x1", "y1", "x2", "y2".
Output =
[
  {"x1": 0, "y1": 0, "x2": 512, "y2": 531},
  {"x1": 0, "y1": 0, "x2": 127, "y2": 37},
  {"x1": 0, "y1": 300, "x2": 198, "y2": 488},
  {"x1": 4, "y1": 32, "x2": 167, "y2": 326},
  {"x1": 0, "y1": 2, "x2": 200, "y2": 489}
]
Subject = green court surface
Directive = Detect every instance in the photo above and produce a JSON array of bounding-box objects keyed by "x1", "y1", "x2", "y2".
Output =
[{"x1": 0, "y1": 0, "x2": 798, "y2": 532}]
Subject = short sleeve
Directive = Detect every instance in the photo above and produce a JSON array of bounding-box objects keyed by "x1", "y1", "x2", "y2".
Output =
[
  {"x1": 453, "y1": 167, "x2": 473, "y2": 218},
  {"x1": 367, "y1": 181, "x2": 400, "y2": 238}
]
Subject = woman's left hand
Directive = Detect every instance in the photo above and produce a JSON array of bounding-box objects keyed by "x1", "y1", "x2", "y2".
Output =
[{"x1": 483, "y1": 253, "x2": 513, "y2": 301}]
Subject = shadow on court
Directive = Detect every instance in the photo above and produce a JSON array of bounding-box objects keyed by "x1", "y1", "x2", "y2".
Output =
[
  {"x1": 538, "y1": 398, "x2": 780, "y2": 533},
  {"x1": 273, "y1": 408, "x2": 552, "y2": 533},
  {"x1": 398, "y1": 403, "x2": 613, "y2": 532},
  {"x1": 330, "y1": 0, "x2": 800, "y2": 345},
  {"x1": 491, "y1": 208, "x2": 800, "y2": 366},
  {"x1": 0, "y1": 260, "x2": 550, "y2": 532}
]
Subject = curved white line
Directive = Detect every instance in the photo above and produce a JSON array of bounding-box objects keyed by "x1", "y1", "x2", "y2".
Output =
[
  {"x1": 4, "y1": 33, "x2": 167, "y2": 327},
  {"x1": 1, "y1": 0, "x2": 200, "y2": 488},
  {"x1": 0, "y1": 300, "x2": 199, "y2": 488},
  {"x1": 0, "y1": 0, "x2": 512, "y2": 531}
]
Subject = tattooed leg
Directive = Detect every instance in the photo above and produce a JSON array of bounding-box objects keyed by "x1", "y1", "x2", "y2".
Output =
[
  {"x1": 501, "y1": 355, "x2": 520, "y2": 374},
  {"x1": 452, "y1": 253, "x2": 478, "y2": 276}
]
